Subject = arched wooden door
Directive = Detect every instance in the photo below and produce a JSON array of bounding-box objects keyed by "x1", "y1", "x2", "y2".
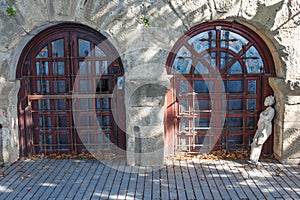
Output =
[
  {"x1": 165, "y1": 21, "x2": 275, "y2": 155},
  {"x1": 17, "y1": 24, "x2": 125, "y2": 157}
]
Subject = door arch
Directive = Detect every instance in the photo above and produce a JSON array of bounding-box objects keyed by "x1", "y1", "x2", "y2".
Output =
[
  {"x1": 17, "y1": 23, "x2": 125, "y2": 157},
  {"x1": 165, "y1": 21, "x2": 275, "y2": 155}
]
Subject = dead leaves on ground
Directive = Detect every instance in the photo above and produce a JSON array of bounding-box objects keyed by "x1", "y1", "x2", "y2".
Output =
[{"x1": 173, "y1": 149, "x2": 274, "y2": 161}]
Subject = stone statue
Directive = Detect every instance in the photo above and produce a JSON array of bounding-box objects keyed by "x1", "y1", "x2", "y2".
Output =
[{"x1": 248, "y1": 95, "x2": 275, "y2": 165}]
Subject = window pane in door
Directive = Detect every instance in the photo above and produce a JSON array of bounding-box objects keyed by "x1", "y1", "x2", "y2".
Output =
[
  {"x1": 248, "y1": 80, "x2": 256, "y2": 94},
  {"x1": 78, "y1": 39, "x2": 91, "y2": 57},
  {"x1": 36, "y1": 62, "x2": 49, "y2": 76},
  {"x1": 53, "y1": 62, "x2": 65, "y2": 75},
  {"x1": 36, "y1": 46, "x2": 48, "y2": 58},
  {"x1": 228, "y1": 99, "x2": 243, "y2": 113},
  {"x1": 52, "y1": 39, "x2": 64, "y2": 57},
  {"x1": 228, "y1": 117, "x2": 243, "y2": 132},
  {"x1": 225, "y1": 80, "x2": 243, "y2": 93},
  {"x1": 194, "y1": 80, "x2": 210, "y2": 93}
]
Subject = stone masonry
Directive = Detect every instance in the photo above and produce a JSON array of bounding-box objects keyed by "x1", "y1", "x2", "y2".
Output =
[{"x1": 0, "y1": 0, "x2": 299, "y2": 165}]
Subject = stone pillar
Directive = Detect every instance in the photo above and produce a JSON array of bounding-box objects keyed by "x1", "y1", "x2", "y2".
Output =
[
  {"x1": 270, "y1": 77, "x2": 300, "y2": 164},
  {"x1": 126, "y1": 82, "x2": 168, "y2": 167}
]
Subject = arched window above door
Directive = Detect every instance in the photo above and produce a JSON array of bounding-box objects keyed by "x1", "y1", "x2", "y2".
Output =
[
  {"x1": 165, "y1": 21, "x2": 275, "y2": 155},
  {"x1": 17, "y1": 23, "x2": 125, "y2": 157}
]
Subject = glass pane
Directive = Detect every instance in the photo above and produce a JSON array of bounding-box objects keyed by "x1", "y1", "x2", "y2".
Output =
[
  {"x1": 95, "y1": 46, "x2": 106, "y2": 57},
  {"x1": 95, "y1": 61, "x2": 108, "y2": 75},
  {"x1": 228, "y1": 99, "x2": 243, "y2": 113},
  {"x1": 226, "y1": 135, "x2": 243, "y2": 150},
  {"x1": 78, "y1": 39, "x2": 91, "y2": 57},
  {"x1": 194, "y1": 81, "x2": 211, "y2": 93},
  {"x1": 96, "y1": 98, "x2": 109, "y2": 111},
  {"x1": 228, "y1": 117, "x2": 243, "y2": 132},
  {"x1": 79, "y1": 80, "x2": 93, "y2": 92},
  {"x1": 51, "y1": 39, "x2": 64, "y2": 57},
  {"x1": 39, "y1": 116, "x2": 52, "y2": 131},
  {"x1": 247, "y1": 117, "x2": 256, "y2": 131},
  {"x1": 220, "y1": 30, "x2": 248, "y2": 53},
  {"x1": 194, "y1": 99, "x2": 210, "y2": 111},
  {"x1": 179, "y1": 118, "x2": 189, "y2": 133},
  {"x1": 53, "y1": 62, "x2": 65, "y2": 75},
  {"x1": 97, "y1": 116, "x2": 110, "y2": 130},
  {"x1": 57, "y1": 116, "x2": 68, "y2": 129},
  {"x1": 38, "y1": 99, "x2": 50, "y2": 111},
  {"x1": 96, "y1": 79, "x2": 109, "y2": 93},
  {"x1": 204, "y1": 52, "x2": 216, "y2": 69},
  {"x1": 226, "y1": 61, "x2": 242, "y2": 74},
  {"x1": 36, "y1": 46, "x2": 48, "y2": 58},
  {"x1": 225, "y1": 80, "x2": 243, "y2": 93},
  {"x1": 187, "y1": 30, "x2": 216, "y2": 53},
  {"x1": 194, "y1": 118, "x2": 210, "y2": 132},
  {"x1": 79, "y1": 61, "x2": 92, "y2": 75},
  {"x1": 36, "y1": 62, "x2": 49, "y2": 76},
  {"x1": 196, "y1": 136, "x2": 210, "y2": 146},
  {"x1": 39, "y1": 135, "x2": 53, "y2": 150},
  {"x1": 80, "y1": 116, "x2": 93, "y2": 127},
  {"x1": 37, "y1": 80, "x2": 50, "y2": 93},
  {"x1": 80, "y1": 98, "x2": 93, "y2": 110},
  {"x1": 172, "y1": 46, "x2": 192, "y2": 74},
  {"x1": 248, "y1": 80, "x2": 257, "y2": 94},
  {"x1": 220, "y1": 52, "x2": 233, "y2": 70},
  {"x1": 247, "y1": 99, "x2": 256, "y2": 111},
  {"x1": 179, "y1": 99, "x2": 188, "y2": 113},
  {"x1": 54, "y1": 80, "x2": 66, "y2": 93},
  {"x1": 246, "y1": 46, "x2": 264, "y2": 73},
  {"x1": 54, "y1": 99, "x2": 67, "y2": 111},
  {"x1": 194, "y1": 61, "x2": 210, "y2": 74},
  {"x1": 179, "y1": 80, "x2": 188, "y2": 94},
  {"x1": 58, "y1": 134, "x2": 68, "y2": 150}
]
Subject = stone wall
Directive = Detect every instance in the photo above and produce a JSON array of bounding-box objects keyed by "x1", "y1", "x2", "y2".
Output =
[{"x1": 0, "y1": 0, "x2": 299, "y2": 165}]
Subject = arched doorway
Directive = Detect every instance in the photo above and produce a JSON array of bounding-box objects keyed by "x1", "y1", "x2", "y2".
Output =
[
  {"x1": 165, "y1": 21, "x2": 275, "y2": 155},
  {"x1": 17, "y1": 23, "x2": 125, "y2": 157}
]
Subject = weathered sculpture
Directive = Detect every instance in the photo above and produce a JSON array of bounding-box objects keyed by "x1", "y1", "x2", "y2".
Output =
[{"x1": 248, "y1": 95, "x2": 275, "y2": 164}]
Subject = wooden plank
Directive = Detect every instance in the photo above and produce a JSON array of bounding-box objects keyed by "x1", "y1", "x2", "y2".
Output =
[
  {"x1": 187, "y1": 161, "x2": 205, "y2": 199},
  {"x1": 90, "y1": 161, "x2": 112, "y2": 199},
  {"x1": 259, "y1": 159, "x2": 293, "y2": 199},
  {"x1": 74, "y1": 160, "x2": 98, "y2": 199},
  {"x1": 10, "y1": 159, "x2": 48, "y2": 199},
  {"x1": 143, "y1": 167, "x2": 153, "y2": 200},
  {"x1": 117, "y1": 163, "x2": 131, "y2": 199},
  {"x1": 108, "y1": 161, "x2": 126, "y2": 198},
  {"x1": 211, "y1": 159, "x2": 238, "y2": 199},
  {"x1": 220, "y1": 160, "x2": 251, "y2": 199},
  {"x1": 135, "y1": 167, "x2": 146, "y2": 200},
  {"x1": 267, "y1": 160, "x2": 300, "y2": 199},
  {"x1": 21, "y1": 159, "x2": 67, "y2": 199},
  {"x1": 126, "y1": 166, "x2": 138, "y2": 199},
  {"x1": 82, "y1": 161, "x2": 105, "y2": 199},
  {"x1": 2, "y1": 159, "x2": 44, "y2": 200},
  {"x1": 274, "y1": 161, "x2": 300, "y2": 195},
  {"x1": 57, "y1": 160, "x2": 90, "y2": 199},
  {"x1": 160, "y1": 165, "x2": 170, "y2": 199},
  {"x1": 180, "y1": 160, "x2": 195, "y2": 200},
  {"x1": 100, "y1": 162, "x2": 118, "y2": 199},
  {"x1": 244, "y1": 161, "x2": 279, "y2": 199},
  {"x1": 152, "y1": 168, "x2": 160, "y2": 200},
  {"x1": 193, "y1": 161, "x2": 213, "y2": 199},
  {"x1": 173, "y1": 160, "x2": 186, "y2": 199},
  {"x1": 201, "y1": 161, "x2": 223, "y2": 199},
  {"x1": 166, "y1": 161, "x2": 177, "y2": 200},
  {"x1": 33, "y1": 159, "x2": 72, "y2": 199},
  {"x1": 0, "y1": 160, "x2": 28, "y2": 196}
]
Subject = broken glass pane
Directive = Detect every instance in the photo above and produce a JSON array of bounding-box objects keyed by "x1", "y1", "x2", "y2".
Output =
[{"x1": 246, "y1": 46, "x2": 264, "y2": 73}]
